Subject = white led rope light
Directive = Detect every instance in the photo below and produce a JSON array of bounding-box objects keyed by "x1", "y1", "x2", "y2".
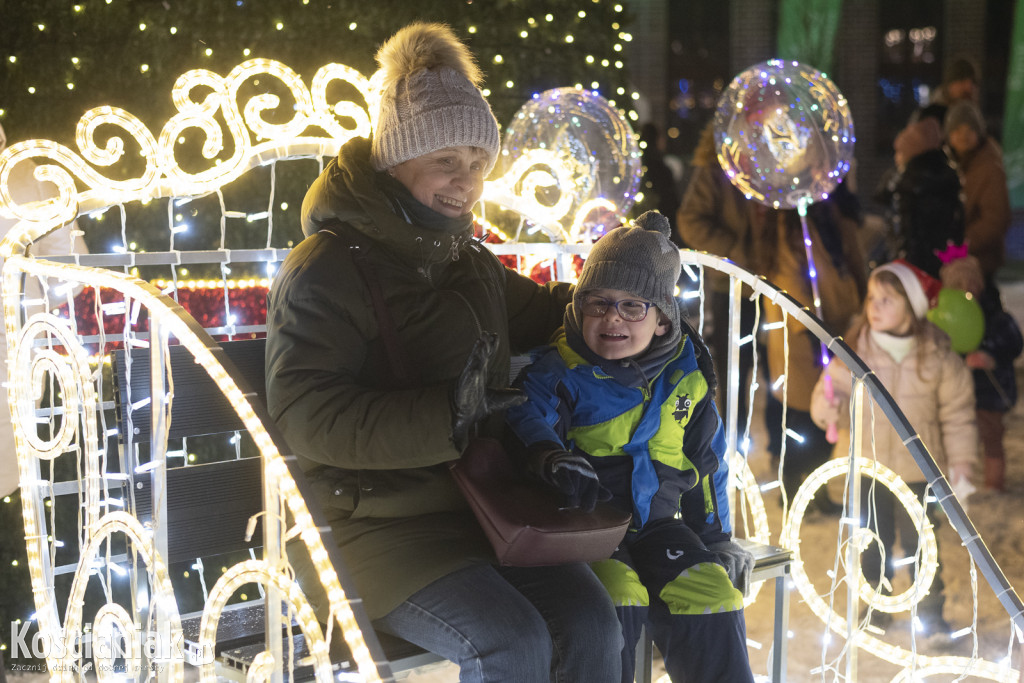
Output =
[{"x1": 4, "y1": 256, "x2": 383, "y2": 683}]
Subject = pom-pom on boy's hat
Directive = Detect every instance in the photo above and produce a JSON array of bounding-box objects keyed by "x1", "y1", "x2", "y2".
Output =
[
  {"x1": 873, "y1": 259, "x2": 942, "y2": 319},
  {"x1": 370, "y1": 22, "x2": 500, "y2": 174},
  {"x1": 574, "y1": 210, "x2": 682, "y2": 337}
]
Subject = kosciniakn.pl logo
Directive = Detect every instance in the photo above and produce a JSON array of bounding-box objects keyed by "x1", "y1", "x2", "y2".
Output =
[{"x1": 8, "y1": 622, "x2": 214, "y2": 667}]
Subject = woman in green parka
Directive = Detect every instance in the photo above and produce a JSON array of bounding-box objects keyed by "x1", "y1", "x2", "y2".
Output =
[{"x1": 264, "y1": 22, "x2": 622, "y2": 682}]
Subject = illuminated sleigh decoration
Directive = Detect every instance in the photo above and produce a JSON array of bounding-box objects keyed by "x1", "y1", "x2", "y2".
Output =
[
  {"x1": 0, "y1": 58, "x2": 636, "y2": 683},
  {"x1": 1, "y1": 57, "x2": 1023, "y2": 683},
  {"x1": 0, "y1": 59, "x2": 386, "y2": 683}
]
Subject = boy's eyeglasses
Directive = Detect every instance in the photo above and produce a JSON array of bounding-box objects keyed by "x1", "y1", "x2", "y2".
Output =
[{"x1": 580, "y1": 295, "x2": 653, "y2": 322}]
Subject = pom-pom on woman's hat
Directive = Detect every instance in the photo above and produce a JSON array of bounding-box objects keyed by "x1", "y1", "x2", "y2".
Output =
[
  {"x1": 370, "y1": 22, "x2": 500, "y2": 174},
  {"x1": 873, "y1": 259, "x2": 942, "y2": 319}
]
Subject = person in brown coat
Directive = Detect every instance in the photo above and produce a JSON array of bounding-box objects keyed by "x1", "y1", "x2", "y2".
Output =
[
  {"x1": 677, "y1": 122, "x2": 767, "y2": 434},
  {"x1": 758, "y1": 198, "x2": 867, "y2": 511},
  {"x1": 945, "y1": 100, "x2": 1011, "y2": 287}
]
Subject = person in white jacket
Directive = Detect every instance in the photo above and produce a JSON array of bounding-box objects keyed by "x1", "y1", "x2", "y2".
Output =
[
  {"x1": 810, "y1": 259, "x2": 977, "y2": 642},
  {"x1": 0, "y1": 122, "x2": 89, "y2": 497}
]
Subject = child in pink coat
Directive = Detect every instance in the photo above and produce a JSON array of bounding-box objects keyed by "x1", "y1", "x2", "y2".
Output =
[{"x1": 811, "y1": 260, "x2": 977, "y2": 642}]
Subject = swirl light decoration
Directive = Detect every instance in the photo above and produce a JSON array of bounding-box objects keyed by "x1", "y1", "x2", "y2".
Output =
[
  {"x1": 485, "y1": 87, "x2": 643, "y2": 246},
  {"x1": 199, "y1": 560, "x2": 332, "y2": 683},
  {"x1": 0, "y1": 58, "x2": 371, "y2": 252},
  {"x1": 12, "y1": 312, "x2": 107, "y2": 669},
  {"x1": 63, "y1": 512, "x2": 182, "y2": 683},
  {"x1": 5, "y1": 257, "x2": 385, "y2": 682},
  {"x1": 778, "y1": 458, "x2": 1020, "y2": 680}
]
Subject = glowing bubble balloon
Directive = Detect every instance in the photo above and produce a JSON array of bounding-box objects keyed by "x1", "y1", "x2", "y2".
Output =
[
  {"x1": 714, "y1": 59, "x2": 855, "y2": 209},
  {"x1": 927, "y1": 288, "x2": 985, "y2": 353},
  {"x1": 497, "y1": 87, "x2": 642, "y2": 240}
]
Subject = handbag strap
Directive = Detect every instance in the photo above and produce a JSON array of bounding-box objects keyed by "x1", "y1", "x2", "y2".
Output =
[{"x1": 319, "y1": 221, "x2": 418, "y2": 386}]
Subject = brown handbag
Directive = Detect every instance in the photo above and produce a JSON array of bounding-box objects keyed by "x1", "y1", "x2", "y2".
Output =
[{"x1": 450, "y1": 437, "x2": 631, "y2": 567}]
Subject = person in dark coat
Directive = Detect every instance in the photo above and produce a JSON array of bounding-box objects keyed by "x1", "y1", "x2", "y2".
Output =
[
  {"x1": 880, "y1": 117, "x2": 965, "y2": 278},
  {"x1": 265, "y1": 22, "x2": 622, "y2": 681},
  {"x1": 940, "y1": 255, "x2": 1023, "y2": 492},
  {"x1": 638, "y1": 123, "x2": 682, "y2": 240}
]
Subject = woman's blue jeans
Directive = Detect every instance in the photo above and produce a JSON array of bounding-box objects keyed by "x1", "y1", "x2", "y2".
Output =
[{"x1": 373, "y1": 562, "x2": 623, "y2": 682}]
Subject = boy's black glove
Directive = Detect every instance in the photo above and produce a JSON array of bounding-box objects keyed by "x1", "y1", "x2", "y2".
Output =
[
  {"x1": 708, "y1": 539, "x2": 755, "y2": 596},
  {"x1": 530, "y1": 447, "x2": 610, "y2": 512},
  {"x1": 451, "y1": 331, "x2": 526, "y2": 448}
]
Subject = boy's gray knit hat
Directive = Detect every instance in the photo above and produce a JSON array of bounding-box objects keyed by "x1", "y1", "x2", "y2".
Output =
[
  {"x1": 370, "y1": 22, "x2": 500, "y2": 174},
  {"x1": 574, "y1": 210, "x2": 681, "y2": 336}
]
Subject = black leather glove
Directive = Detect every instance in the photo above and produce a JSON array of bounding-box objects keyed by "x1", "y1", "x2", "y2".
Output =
[
  {"x1": 531, "y1": 448, "x2": 610, "y2": 512},
  {"x1": 708, "y1": 539, "x2": 755, "y2": 596},
  {"x1": 451, "y1": 331, "x2": 526, "y2": 448}
]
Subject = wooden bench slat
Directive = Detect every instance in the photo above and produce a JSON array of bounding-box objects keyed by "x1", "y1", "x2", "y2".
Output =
[
  {"x1": 112, "y1": 338, "x2": 267, "y2": 442},
  {"x1": 134, "y1": 457, "x2": 262, "y2": 563}
]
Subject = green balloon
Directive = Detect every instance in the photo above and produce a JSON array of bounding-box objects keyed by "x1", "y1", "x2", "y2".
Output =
[{"x1": 926, "y1": 288, "x2": 985, "y2": 353}]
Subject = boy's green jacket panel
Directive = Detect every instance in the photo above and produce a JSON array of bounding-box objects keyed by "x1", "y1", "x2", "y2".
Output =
[{"x1": 507, "y1": 331, "x2": 731, "y2": 544}]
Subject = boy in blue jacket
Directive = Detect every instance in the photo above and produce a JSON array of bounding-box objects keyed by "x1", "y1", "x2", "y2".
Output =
[{"x1": 506, "y1": 211, "x2": 755, "y2": 683}]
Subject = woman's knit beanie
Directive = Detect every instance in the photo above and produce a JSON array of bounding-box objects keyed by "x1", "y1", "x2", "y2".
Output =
[
  {"x1": 574, "y1": 211, "x2": 682, "y2": 339},
  {"x1": 370, "y1": 22, "x2": 500, "y2": 174},
  {"x1": 944, "y1": 100, "x2": 986, "y2": 140}
]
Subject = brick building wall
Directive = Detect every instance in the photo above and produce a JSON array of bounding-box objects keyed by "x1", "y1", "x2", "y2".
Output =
[
  {"x1": 625, "y1": 0, "x2": 670, "y2": 131},
  {"x1": 729, "y1": 0, "x2": 777, "y2": 75},
  {"x1": 945, "y1": 0, "x2": 988, "y2": 83},
  {"x1": 834, "y1": 0, "x2": 882, "y2": 198}
]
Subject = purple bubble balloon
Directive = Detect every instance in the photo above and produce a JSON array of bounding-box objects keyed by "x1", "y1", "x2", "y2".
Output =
[{"x1": 714, "y1": 59, "x2": 855, "y2": 209}]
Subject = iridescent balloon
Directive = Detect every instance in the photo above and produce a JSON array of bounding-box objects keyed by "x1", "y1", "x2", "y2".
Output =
[
  {"x1": 497, "y1": 87, "x2": 642, "y2": 240},
  {"x1": 713, "y1": 59, "x2": 855, "y2": 209}
]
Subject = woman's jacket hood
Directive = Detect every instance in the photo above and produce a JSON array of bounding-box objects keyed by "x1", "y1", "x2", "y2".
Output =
[{"x1": 300, "y1": 136, "x2": 475, "y2": 270}]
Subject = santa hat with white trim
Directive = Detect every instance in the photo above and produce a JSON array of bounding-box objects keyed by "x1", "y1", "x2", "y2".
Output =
[{"x1": 872, "y1": 259, "x2": 942, "y2": 319}]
